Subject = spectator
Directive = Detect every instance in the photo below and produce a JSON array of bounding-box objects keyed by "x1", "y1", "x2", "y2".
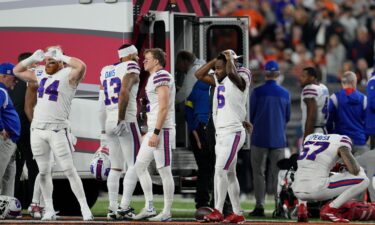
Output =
[
  {"x1": 348, "y1": 26, "x2": 374, "y2": 68},
  {"x1": 327, "y1": 71, "x2": 369, "y2": 156},
  {"x1": 365, "y1": 71, "x2": 375, "y2": 149},
  {"x1": 8, "y1": 52, "x2": 39, "y2": 207},
  {"x1": 0, "y1": 63, "x2": 21, "y2": 196},
  {"x1": 249, "y1": 60, "x2": 291, "y2": 216},
  {"x1": 326, "y1": 34, "x2": 346, "y2": 82}
]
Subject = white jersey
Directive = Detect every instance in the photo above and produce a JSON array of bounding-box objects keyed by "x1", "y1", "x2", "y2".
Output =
[
  {"x1": 213, "y1": 67, "x2": 251, "y2": 135},
  {"x1": 145, "y1": 69, "x2": 175, "y2": 131},
  {"x1": 293, "y1": 133, "x2": 352, "y2": 192},
  {"x1": 301, "y1": 83, "x2": 329, "y2": 131},
  {"x1": 31, "y1": 66, "x2": 75, "y2": 130},
  {"x1": 100, "y1": 61, "x2": 140, "y2": 122}
]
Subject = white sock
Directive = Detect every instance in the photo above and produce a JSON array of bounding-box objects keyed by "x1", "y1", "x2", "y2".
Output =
[
  {"x1": 158, "y1": 166, "x2": 174, "y2": 215},
  {"x1": 135, "y1": 161, "x2": 154, "y2": 209},
  {"x1": 107, "y1": 169, "x2": 121, "y2": 210},
  {"x1": 120, "y1": 167, "x2": 138, "y2": 209},
  {"x1": 228, "y1": 171, "x2": 241, "y2": 215},
  {"x1": 32, "y1": 174, "x2": 42, "y2": 204},
  {"x1": 39, "y1": 173, "x2": 54, "y2": 212},
  {"x1": 215, "y1": 168, "x2": 229, "y2": 213},
  {"x1": 64, "y1": 168, "x2": 90, "y2": 211}
]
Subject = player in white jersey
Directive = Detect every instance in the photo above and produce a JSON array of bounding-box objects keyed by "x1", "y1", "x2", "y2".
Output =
[
  {"x1": 98, "y1": 44, "x2": 143, "y2": 220},
  {"x1": 13, "y1": 46, "x2": 93, "y2": 221},
  {"x1": 132, "y1": 48, "x2": 175, "y2": 221},
  {"x1": 195, "y1": 50, "x2": 250, "y2": 223},
  {"x1": 292, "y1": 133, "x2": 369, "y2": 222},
  {"x1": 300, "y1": 67, "x2": 329, "y2": 140}
]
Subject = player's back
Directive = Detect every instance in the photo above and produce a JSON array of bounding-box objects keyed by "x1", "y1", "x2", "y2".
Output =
[
  {"x1": 32, "y1": 66, "x2": 75, "y2": 129},
  {"x1": 214, "y1": 71, "x2": 250, "y2": 134},
  {"x1": 301, "y1": 83, "x2": 329, "y2": 130},
  {"x1": 293, "y1": 133, "x2": 352, "y2": 191},
  {"x1": 100, "y1": 61, "x2": 139, "y2": 122}
]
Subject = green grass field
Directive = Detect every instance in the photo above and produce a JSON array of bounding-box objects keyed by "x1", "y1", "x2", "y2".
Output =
[{"x1": 91, "y1": 193, "x2": 276, "y2": 218}]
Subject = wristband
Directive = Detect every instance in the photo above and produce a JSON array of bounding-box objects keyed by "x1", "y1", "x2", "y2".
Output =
[{"x1": 153, "y1": 128, "x2": 160, "y2": 135}]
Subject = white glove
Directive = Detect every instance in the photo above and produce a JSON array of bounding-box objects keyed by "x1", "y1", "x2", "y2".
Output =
[
  {"x1": 113, "y1": 120, "x2": 129, "y2": 136},
  {"x1": 45, "y1": 47, "x2": 71, "y2": 63},
  {"x1": 21, "y1": 49, "x2": 44, "y2": 67},
  {"x1": 100, "y1": 133, "x2": 108, "y2": 147}
]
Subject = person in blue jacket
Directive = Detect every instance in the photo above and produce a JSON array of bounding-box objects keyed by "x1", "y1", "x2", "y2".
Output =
[
  {"x1": 365, "y1": 71, "x2": 375, "y2": 149},
  {"x1": 327, "y1": 71, "x2": 368, "y2": 156},
  {"x1": 0, "y1": 62, "x2": 21, "y2": 196}
]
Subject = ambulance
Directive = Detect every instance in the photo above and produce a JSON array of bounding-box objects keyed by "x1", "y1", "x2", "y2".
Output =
[{"x1": 0, "y1": 0, "x2": 249, "y2": 213}]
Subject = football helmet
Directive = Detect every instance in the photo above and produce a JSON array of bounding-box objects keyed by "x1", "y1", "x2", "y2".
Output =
[
  {"x1": 90, "y1": 147, "x2": 111, "y2": 181},
  {"x1": 0, "y1": 195, "x2": 22, "y2": 219}
]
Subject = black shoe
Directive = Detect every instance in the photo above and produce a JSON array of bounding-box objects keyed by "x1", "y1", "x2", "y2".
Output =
[{"x1": 249, "y1": 207, "x2": 265, "y2": 217}]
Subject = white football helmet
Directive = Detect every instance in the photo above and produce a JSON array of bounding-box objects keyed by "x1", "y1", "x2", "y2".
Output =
[
  {"x1": 90, "y1": 147, "x2": 111, "y2": 181},
  {"x1": 0, "y1": 195, "x2": 22, "y2": 219}
]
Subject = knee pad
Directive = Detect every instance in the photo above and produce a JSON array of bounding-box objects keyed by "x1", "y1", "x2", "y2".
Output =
[
  {"x1": 35, "y1": 160, "x2": 51, "y2": 176},
  {"x1": 158, "y1": 166, "x2": 172, "y2": 179},
  {"x1": 215, "y1": 167, "x2": 227, "y2": 179},
  {"x1": 134, "y1": 161, "x2": 148, "y2": 176},
  {"x1": 63, "y1": 168, "x2": 77, "y2": 177}
]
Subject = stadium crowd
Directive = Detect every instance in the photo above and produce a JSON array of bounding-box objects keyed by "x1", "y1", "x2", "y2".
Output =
[{"x1": 213, "y1": 0, "x2": 375, "y2": 84}]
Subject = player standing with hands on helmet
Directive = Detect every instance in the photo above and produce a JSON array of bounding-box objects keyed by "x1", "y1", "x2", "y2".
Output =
[{"x1": 13, "y1": 46, "x2": 93, "y2": 221}]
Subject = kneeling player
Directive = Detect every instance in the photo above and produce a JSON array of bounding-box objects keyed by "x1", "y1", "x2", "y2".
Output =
[{"x1": 292, "y1": 133, "x2": 369, "y2": 222}]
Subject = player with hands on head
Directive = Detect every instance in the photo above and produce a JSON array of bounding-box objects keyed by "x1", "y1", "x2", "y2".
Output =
[
  {"x1": 195, "y1": 49, "x2": 251, "y2": 224},
  {"x1": 13, "y1": 46, "x2": 93, "y2": 221},
  {"x1": 98, "y1": 44, "x2": 142, "y2": 220}
]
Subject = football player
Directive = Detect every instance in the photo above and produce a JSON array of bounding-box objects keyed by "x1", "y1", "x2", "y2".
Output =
[
  {"x1": 292, "y1": 133, "x2": 369, "y2": 222},
  {"x1": 99, "y1": 44, "x2": 142, "y2": 220},
  {"x1": 300, "y1": 67, "x2": 329, "y2": 140},
  {"x1": 13, "y1": 46, "x2": 93, "y2": 221},
  {"x1": 132, "y1": 48, "x2": 175, "y2": 221},
  {"x1": 195, "y1": 50, "x2": 251, "y2": 223}
]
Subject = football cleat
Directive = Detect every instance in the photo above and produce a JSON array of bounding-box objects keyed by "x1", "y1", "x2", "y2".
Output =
[
  {"x1": 117, "y1": 206, "x2": 136, "y2": 220},
  {"x1": 297, "y1": 204, "x2": 308, "y2": 222},
  {"x1": 133, "y1": 207, "x2": 157, "y2": 220},
  {"x1": 107, "y1": 208, "x2": 117, "y2": 220},
  {"x1": 28, "y1": 202, "x2": 44, "y2": 219},
  {"x1": 148, "y1": 212, "x2": 172, "y2": 222},
  {"x1": 41, "y1": 210, "x2": 57, "y2": 221},
  {"x1": 223, "y1": 213, "x2": 245, "y2": 224},
  {"x1": 249, "y1": 206, "x2": 265, "y2": 217},
  {"x1": 203, "y1": 208, "x2": 224, "y2": 222},
  {"x1": 320, "y1": 204, "x2": 349, "y2": 223},
  {"x1": 82, "y1": 209, "x2": 94, "y2": 221}
]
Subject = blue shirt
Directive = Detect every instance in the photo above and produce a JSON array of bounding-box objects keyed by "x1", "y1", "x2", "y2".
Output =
[
  {"x1": 185, "y1": 80, "x2": 210, "y2": 132},
  {"x1": 327, "y1": 89, "x2": 366, "y2": 145},
  {"x1": 365, "y1": 75, "x2": 375, "y2": 134},
  {"x1": 0, "y1": 82, "x2": 21, "y2": 142},
  {"x1": 250, "y1": 80, "x2": 291, "y2": 148}
]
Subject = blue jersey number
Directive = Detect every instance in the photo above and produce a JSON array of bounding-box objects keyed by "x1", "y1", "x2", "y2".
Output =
[
  {"x1": 298, "y1": 141, "x2": 329, "y2": 161},
  {"x1": 103, "y1": 77, "x2": 121, "y2": 105},
  {"x1": 217, "y1": 85, "x2": 225, "y2": 109},
  {"x1": 37, "y1": 78, "x2": 60, "y2": 101}
]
